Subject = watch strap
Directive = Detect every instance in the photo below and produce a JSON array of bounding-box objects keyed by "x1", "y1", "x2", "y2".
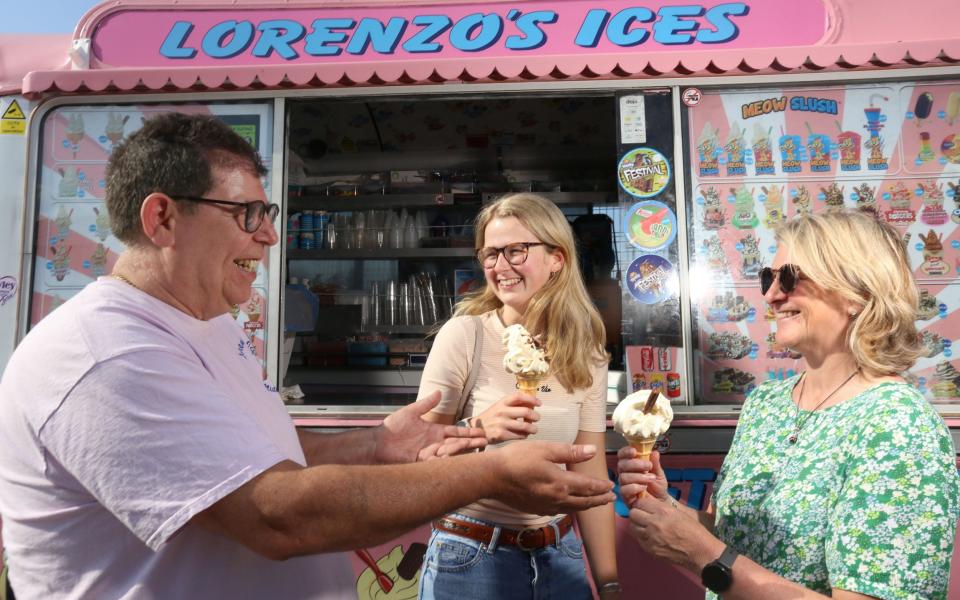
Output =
[{"x1": 717, "y1": 545, "x2": 739, "y2": 569}]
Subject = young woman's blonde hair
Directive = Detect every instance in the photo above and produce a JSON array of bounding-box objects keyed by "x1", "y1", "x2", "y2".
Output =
[
  {"x1": 775, "y1": 209, "x2": 920, "y2": 376},
  {"x1": 456, "y1": 193, "x2": 608, "y2": 392}
]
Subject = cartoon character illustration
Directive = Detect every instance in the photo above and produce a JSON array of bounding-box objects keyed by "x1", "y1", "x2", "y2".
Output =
[
  {"x1": 853, "y1": 183, "x2": 877, "y2": 213},
  {"x1": 865, "y1": 135, "x2": 885, "y2": 164},
  {"x1": 837, "y1": 129, "x2": 862, "y2": 169},
  {"x1": 781, "y1": 137, "x2": 798, "y2": 162},
  {"x1": 105, "y1": 113, "x2": 130, "y2": 146},
  {"x1": 724, "y1": 123, "x2": 747, "y2": 175},
  {"x1": 58, "y1": 167, "x2": 79, "y2": 198},
  {"x1": 54, "y1": 205, "x2": 73, "y2": 238},
  {"x1": 93, "y1": 206, "x2": 111, "y2": 241},
  {"x1": 65, "y1": 114, "x2": 85, "y2": 157},
  {"x1": 50, "y1": 239, "x2": 72, "y2": 282},
  {"x1": 820, "y1": 183, "x2": 845, "y2": 211},
  {"x1": 792, "y1": 185, "x2": 812, "y2": 214},
  {"x1": 355, "y1": 544, "x2": 427, "y2": 600},
  {"x1": 731, "y1": 186, "x2": 758, "y2": 229},
  {"x1": 920, "y1": 180, "x2": 948, "y2": 225},
  {"x1": 885, "y1": 182, "x2": 916, "y2": 225},
  {"x1": 701, "y1": 187, "x2": 726, "y2": 230},
  {"x1": 89, "y1": 243, "x2": 107, "y2": 277},
  {"x1": 919, "y1": 229, "x2": 950, "y2": 276},
  {"x1": 761, "y1": 185, "x2": 785, "y2": 227},
  {"x1": 697, "y1": 122, "x2": 721, "y2": 175},
  {"x1": 751, "y1": 123, "x2": 774, "y2": 174},
  {"x1": 739, "y1": 234, "x2": 762, "y2": 279}
]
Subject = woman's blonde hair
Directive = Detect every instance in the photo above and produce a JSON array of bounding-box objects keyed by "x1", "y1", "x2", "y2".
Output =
[
  {"x1": 456, "y1": 193, "x2": 608, "y2": 391},
  {"x1": 774, "y1": 209, "x2": 920, "y2": 376}
]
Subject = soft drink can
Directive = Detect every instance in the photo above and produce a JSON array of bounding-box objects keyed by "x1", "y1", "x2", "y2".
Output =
[
  {"x1": 649, "y1": 372, "x2": 665, "y2": 393},
  {"x1": 657, "y1": 347, "x2": 672, "y2": 371},
  {"x1": 667, "y1": 372, "x2": 681, "y2": 398},
  {"x1": 640, "y1": 346, "x2": 654, "y2": 371}
]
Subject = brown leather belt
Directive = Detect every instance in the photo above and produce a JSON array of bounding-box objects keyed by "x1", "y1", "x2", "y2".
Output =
[{"x1": 432, "y1": 515, "x2": 574, "y2": 551}]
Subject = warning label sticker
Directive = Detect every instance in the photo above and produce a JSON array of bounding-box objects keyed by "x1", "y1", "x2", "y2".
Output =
[{"x1": 1, "y1": 99, "x2": 26, "y2": 134}]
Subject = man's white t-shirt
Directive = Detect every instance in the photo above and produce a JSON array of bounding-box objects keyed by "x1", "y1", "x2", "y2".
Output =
[{"x1": 0, "y1": 278, "x2": 354, "y2": 599}]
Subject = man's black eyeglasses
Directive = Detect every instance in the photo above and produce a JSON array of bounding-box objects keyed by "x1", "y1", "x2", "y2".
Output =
[
  {"x1": 477, "y1": 242, "x2": 552, "y2": 268},
  {"x1": 759, "y1": 264, "x2": 805, "y2": 295},
  {"x1": 175, "y1": 196, "x2": 280, "y2": 233}
]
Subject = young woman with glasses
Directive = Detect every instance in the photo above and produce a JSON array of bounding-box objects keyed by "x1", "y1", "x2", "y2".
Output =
[
  {"x1": 418, "y1": 193, "x2": 620, "y2": 599},
  {"x1": 618, "y1": 209, "x2": 959, "y2": 599}
]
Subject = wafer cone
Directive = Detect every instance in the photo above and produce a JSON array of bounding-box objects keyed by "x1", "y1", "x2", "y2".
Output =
[
  {"x1": 516, "y1": 374, "x2": 543, "y2": 397},
  {"x1": 624, "y1": 434, "x2": 657, "y2": 497}
]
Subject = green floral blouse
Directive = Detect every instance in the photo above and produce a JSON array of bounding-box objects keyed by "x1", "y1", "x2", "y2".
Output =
[{"x1": 710, "y1": 377, "x2": 960, "y2": 600}]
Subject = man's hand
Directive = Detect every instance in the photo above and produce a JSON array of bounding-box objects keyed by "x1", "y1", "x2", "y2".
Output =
[
  {"x1": 491, "y1": 441, "x2": 615, "y2": 515},
  {"x1": 471, "y1": 392, "x2": 540, "y2": 444},
  {"x1": 374, "y1": 391, "x2": 487, "y2": 464}
]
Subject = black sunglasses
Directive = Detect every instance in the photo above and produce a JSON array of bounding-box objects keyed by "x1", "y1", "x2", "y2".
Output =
[
  {"x1": 759, "y1": 264, "x2": 805, "y2": 295},
  {"x1": 175, "y1": 196, "x2": 280, "y2": 233},
  {"x1": 477, "y1": 242, "x2": 552, "y2": 268}
]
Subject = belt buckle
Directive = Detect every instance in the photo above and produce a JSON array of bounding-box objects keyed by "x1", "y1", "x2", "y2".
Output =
[{"x1": 515, "y1": 526, "x2": 542, "y2": 551}]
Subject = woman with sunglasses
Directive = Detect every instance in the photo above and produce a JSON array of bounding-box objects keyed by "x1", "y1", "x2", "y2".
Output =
[
  {"x1": 618, "y1": 209, "x2": 959, "y2": 599},
  {"x1": 418, "y1": 193, "x2": 619, "y2": 599}
]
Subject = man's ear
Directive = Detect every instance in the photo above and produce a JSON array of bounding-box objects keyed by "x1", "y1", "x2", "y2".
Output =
[{"x1": 140, "y1": 192, "x2": 177, "y2": 247}]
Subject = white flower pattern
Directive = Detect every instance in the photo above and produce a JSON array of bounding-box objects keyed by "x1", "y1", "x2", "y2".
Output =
[{"x1": 709, "y1": 378, "x2": 959, "y2": 600}]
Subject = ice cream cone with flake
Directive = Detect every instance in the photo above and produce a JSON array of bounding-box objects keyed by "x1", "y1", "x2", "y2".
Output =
[
  {"x1": 613, "y1": 389, "x2": 674, "y2": 497},
  {"x1": 502, "y1": 324, "x2": 549, "y2": 395}
]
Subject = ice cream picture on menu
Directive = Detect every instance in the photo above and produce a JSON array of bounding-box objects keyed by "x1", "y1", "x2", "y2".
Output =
[
  {"x1": 613, "y1": 389, "x2": 674, "y2": 496},
  {"x1": 502, "y1": 324, "x2": 549, "y2": 396}
]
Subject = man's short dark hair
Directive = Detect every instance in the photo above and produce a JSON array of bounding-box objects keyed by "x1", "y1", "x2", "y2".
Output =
[{"x1": 105, "y1": 112, "x2": 268, "y2": 244}]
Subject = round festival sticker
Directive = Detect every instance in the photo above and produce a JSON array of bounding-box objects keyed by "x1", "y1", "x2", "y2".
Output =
[
  {"x1": 625, "y1": 254, "x2": 676, "y2": 304},
  {"x1": 624, "y1": 200, "x2": 677, "y2": 251},
  {"x1": 617, "y1": 147, "x2": 671, "y2": 198}
]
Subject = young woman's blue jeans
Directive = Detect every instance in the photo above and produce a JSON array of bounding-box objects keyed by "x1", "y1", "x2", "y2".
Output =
[{"x1": 418, "y1": 513, "x2": 592, "y2": 600}]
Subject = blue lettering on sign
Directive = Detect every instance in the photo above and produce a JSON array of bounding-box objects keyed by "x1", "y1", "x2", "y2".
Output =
[
  {"x1": 304, "y1": 18, "x2": 355, "y2": 56},
  {"x1": 253, "y1": 20, "x2": 306, "y2": 59},
  {"x1": 653, "y1": 5, "x2": 704, "y2": 45},
  {"x1": 347, "y1": 17, "x2": 407, "y2": 54},
  {"x1": 402, "y1": 15, "x2": 452, "y2": 53},
  {"x1": 202, "y1": 20, "x2": 255, "y2": 59},
  {"x1": 606, "y1": 8, "x2": 655, "y2": 47},
  {"x1": 449, "y1": 13, "x2": 503, "y2": 52},
  {"x1": 159, "y1": 21, "x2": 198, "y2": 58},
  {"x1": 505, "y1": 10, "x2": 557, "y2": 50},
  {"x1": 157, "y1": 2, "x2": 754, "y2": 59},
  {"x1": 698, "y1": 3, "x2": 749, "y2": 43},
  {"x1": 574, "y1": 9, "x2": 610, "y2": 48},
  {"x1": 789, "y1": 96, "x2": 839, "y2": 115}
]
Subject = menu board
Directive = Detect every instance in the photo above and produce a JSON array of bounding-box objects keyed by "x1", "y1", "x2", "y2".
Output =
[
  {"x1": 686, "y1": 81, "x2": 960, "y2": 404},
  {"x1": 32, "y1": 103, "x2": 274, "y2": 370}
]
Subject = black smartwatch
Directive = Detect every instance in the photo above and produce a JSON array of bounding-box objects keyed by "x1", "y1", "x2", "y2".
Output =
[{"x1": 701, "y1": 545, "x2": 738, "y2": 593}]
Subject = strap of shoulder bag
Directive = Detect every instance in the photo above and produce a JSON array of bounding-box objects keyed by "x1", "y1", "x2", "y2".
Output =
[{"x1": 455, "y1": 315, "x2": 483, "y2": 421}]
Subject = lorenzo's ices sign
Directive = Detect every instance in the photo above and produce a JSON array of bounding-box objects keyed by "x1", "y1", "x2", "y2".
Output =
[{"x1": 91, "y1": 0, "x2": 828, "y2": 67}]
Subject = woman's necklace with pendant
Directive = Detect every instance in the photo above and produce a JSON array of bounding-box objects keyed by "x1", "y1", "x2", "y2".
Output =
[{"x1": 788, "y1": 369, "x2": 859, "y2": 444}]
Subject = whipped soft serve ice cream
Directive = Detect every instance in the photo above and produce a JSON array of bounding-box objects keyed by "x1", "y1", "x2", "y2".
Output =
[
  {"x1": 502, "y1": 323, "x2": 549, "y2": 377},
  {"x1": 613, "y1": 390, "x2": 674, "y2": 439}
]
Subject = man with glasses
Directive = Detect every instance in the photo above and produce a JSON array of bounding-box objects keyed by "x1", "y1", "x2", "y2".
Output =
[{"x1": 0, "y1": 113, "x2": 614, "y2": 599}]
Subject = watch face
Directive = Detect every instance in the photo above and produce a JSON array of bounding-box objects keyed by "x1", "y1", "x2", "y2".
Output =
[{"x1": 701, "y1": 562, "x2": 733, "y2": 592}]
